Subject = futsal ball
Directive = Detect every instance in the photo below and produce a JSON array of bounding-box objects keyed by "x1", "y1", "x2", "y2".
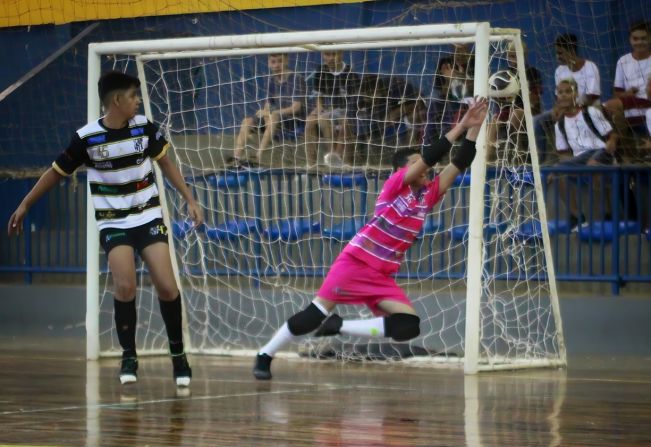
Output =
[{"x1": 488, "y1": 70, "x2": 520, "y2": 98}]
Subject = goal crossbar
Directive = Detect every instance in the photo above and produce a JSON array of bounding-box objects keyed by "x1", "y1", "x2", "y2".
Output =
[{"x1": 90, "y1": 23, "x2": 489, "y2": 56}]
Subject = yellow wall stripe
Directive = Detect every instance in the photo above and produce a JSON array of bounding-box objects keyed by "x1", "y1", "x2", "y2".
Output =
[{"x1": 1, "y1": 0, "x2": 365, "y2": 28}]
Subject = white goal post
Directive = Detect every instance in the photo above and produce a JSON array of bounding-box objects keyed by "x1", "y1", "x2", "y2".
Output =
[{"x1": 86, "y1": 22, "x2": 566, "y2": 374}]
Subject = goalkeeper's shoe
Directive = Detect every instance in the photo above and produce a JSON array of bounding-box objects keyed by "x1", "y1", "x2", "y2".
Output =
[
  {"x1": 119, "y1": 356, "x2": 138, "y2": 385},
  {"x1": 253, "y1": 353, "x2": 273, "y2": 380},
  {"x1": 172, "y1": 353, "x2": 192, "y2": 387},
  {"x1": 314, "y1": 314, "x2": 343, "y2": 337}
]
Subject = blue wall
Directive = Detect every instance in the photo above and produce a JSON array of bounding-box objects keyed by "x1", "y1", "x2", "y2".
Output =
[{"x1": 0, "y1": 0, "x2": 648, "y2": 168}]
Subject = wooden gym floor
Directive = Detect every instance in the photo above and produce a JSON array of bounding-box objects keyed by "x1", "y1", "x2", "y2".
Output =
[{"x1": 1, "y1": 337, "x2": 650, "y2": 446}]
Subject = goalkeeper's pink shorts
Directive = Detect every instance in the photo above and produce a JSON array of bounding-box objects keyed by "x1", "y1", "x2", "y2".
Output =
[{"x1": 317, "y1": 252, "x2": 412, "y2": 316}]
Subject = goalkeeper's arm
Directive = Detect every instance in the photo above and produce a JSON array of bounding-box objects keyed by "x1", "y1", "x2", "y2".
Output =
[{"x1": 403, "y1": 98, "x2": 487, "y2": 186}]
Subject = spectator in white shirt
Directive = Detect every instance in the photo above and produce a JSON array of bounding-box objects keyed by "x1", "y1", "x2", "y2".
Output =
[
  {"x1": 554, "y1": 33, "x2": 601, "y2": 107},
  {"x1": 604, "y1": 21, "x2": 651, "y2": 142},
  {"x1": 552, "y1": 78, "x2": 618, "y2": 229}
]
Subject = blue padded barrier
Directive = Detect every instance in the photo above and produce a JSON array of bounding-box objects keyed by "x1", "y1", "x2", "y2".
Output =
[{"x1": 263, "y1": 218, "x2": 321, "y2": 242}]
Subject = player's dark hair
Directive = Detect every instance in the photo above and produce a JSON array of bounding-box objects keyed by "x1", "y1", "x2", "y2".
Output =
[
  {"x1": 392, "y1": 147, "x2": 420, "y2": 172},
  {"x1": 629, "y1": 21, "x2": 650, "y2": 35},
  {"x1": 98, "y1": 71, "x2": 140, "y2": 105},
  {"x1": 554, "y1": 33, "x2": 578, "y2": 54}
]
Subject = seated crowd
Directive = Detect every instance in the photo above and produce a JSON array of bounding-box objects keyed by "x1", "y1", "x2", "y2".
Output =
[{"x1": 229, "y1": 21, "x2": 650, "y2": 172}]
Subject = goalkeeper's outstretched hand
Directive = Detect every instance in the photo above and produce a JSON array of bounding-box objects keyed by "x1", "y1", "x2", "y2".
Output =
[{"x1": 460, "y1": 97, "x2": 488, "y2": 130}]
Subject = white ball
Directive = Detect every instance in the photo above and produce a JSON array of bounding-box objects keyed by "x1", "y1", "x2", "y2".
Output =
[{"x1": 488, "y1": 70, "x2": 520, "y2": 98}]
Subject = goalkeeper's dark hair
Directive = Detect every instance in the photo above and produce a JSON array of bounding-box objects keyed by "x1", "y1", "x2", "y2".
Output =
[
  {"x1": 391, "y1": 147, "x2": 420, "y2": 172},
  {"x1": 98, "y1": 71, "x2": 140, "y2": 106}
]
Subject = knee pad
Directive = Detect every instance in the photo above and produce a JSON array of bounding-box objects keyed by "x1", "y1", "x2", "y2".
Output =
[
  {"x1": 287, "y1": 303, "x2": 327, "y2": 336},
  {"x1": 384, "y1": 313, "x2": 421, "y2": 342}
]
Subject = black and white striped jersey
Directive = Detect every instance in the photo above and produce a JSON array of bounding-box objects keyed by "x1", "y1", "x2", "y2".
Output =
[{"x1": 53, "y1": 115, "x2": 168, "y2": 231}]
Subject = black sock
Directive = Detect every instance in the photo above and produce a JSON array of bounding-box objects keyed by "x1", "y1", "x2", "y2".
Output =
[
  {"x1": 114, "y1": 298, "x2": 137, "y2": 358},
  {"x1": 159, "y1": 294, "x2": 184, "y2": 355}
]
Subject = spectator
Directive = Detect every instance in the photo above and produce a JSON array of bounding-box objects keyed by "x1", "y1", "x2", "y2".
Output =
[
  {"x1": 603, "y1": 21, "x2": 651, "y2": 160},
  {"x1": 305, "y1": 50, "x2": 360, "y2": 167},
  {"x1": 486, "y1": 41, "x2": 542, "y2": 164},
  {"x1": 552, "y1": 78, "x2": 618, "y2": 229},
  {"x1": 452, "y1": 43, "x2": 475, "y2": 103},
  {"x1": 554, "y1": 33, "x2": 601, "y2": 107},
  {"x1": 231, "y1": 53, "x2": 305, "y2": 167},
  {"x1": 644, "y1": 77, "x2": 651, "y2": 152},
  {"x1": 432, "y1": 56, "x2": 468, "y2": 131},
  {"x1": 535, "y1": 34, "x2": 601, "y2": 162}
]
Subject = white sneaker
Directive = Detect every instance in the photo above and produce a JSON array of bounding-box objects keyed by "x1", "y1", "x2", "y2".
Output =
[{"x1": 324, "y1": 152, "x2": 343, "y2": 167}]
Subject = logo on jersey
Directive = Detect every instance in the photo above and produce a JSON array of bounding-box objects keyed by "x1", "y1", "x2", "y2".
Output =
[
  {"x1": 149, "y1": 224, "x2": 168, "y2": 237},
  {"x1": 94, "y1": 161, "x2": 113, "y2": 169},
  {"x1": 133, "y1": 138, "x2": 144, "y2": 153},
  {"x1": 155, "y1": 130, "x2": 163, "y2": 141},
  {"x1": 96, "y1": 145, "x2": 110, "y2": 159}
]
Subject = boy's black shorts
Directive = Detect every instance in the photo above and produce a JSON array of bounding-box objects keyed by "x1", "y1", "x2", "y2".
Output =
[{"x1": 99, "y1": 218, "x2": 169, "y2": 255}]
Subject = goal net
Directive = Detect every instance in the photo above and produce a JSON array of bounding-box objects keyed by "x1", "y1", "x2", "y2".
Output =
[{"x1": 88, "y1": 22, "x2": 566, "y2": 373}]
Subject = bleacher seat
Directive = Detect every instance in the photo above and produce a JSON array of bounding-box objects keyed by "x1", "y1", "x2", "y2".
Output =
[
  {"x1": 547, "y1": 219, "x2": 572, "y2": 235},
  {"x1": 263, "y1": 218, "x2": 321, "y2": 242},
  {"x1": 416, "y1": 218, "x2": 443, "y2": 238},
  {"x1": 206, "y1": 172, "x2": 249, "y2": 189},
  {"x1": 450, "y1": 221, "x2": 508, "y2": 242},
  {"x1": 514, "y1": 220, "x2": 543, "y2": 243},
  {"x1": 578, "y1": 221, "x2": 640, "y2": 243},
  {"x1": 321, "y1": 173, "x2": 367, "y2": 188},
  {"x1": 172, "y1": 219, "x2": 195, "y2": 239},
  {"x1": 452, "y1": 173, "x2": 471, "y2": 187},
  {"x1": 206, "y1": 218, "x2": 260, "y2": 241},
  {"x1": 322, "y1": 217, "x2": 366, "y2": 241}
]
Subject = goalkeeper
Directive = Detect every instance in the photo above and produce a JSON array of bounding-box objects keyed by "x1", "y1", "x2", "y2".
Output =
[{"x1": 253, "y1": 98, "x2": 488, "y2": 380}]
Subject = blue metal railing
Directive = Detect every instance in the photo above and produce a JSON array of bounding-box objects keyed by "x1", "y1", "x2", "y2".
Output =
[{"x1": 1, "y1": 166, "x2": 649, "y2": 293}]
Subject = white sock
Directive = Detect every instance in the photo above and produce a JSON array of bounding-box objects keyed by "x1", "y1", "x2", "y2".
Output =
[
  {"x1": 258, "y1": 322, "x2": 298, "y2": 357},
  {"x1": 340, "y1": 317, "x2": 385, "y2": 338}
]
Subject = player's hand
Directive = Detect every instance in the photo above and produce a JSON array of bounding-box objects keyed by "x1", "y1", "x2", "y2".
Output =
[
  {"x1": 187, "y1": 200, "x2": 204, "y2": 229},
  {"x1": 606, "y1": 138, "x2": 617, "y2": 155},
  {"x1": 461, "y1": 97, "x2": 488, "y2": 128},
  {"x1": 7, "y1": 204, "x2": 27, "y2": 236}
]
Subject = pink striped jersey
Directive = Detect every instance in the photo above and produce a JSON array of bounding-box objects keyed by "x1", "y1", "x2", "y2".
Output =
[{"x1": 342, "y1": 166, "x2": 444, "y2": 274}]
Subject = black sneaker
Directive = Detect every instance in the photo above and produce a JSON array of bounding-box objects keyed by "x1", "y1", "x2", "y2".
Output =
[
  {"x1": 119, "y1": 356, "x2": 138, "y2": 385},
  {"x1": 172, "y1": 353, "x2": 192, "y2": 387},
  {"x1": 314, "y1": 314, "x2": 343, "y2": 337},
  {"x1": 253, "y1": 353, "x2": 273, "y2": 380}
]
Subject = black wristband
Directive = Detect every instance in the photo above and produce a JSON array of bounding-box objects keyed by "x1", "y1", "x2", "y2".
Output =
[
  {"x1": 422, "y1": 136, "x2": 453, "y2": 167},
  {"x1": 451, "y1": 138, "x2": 477, "y2": 171}
]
